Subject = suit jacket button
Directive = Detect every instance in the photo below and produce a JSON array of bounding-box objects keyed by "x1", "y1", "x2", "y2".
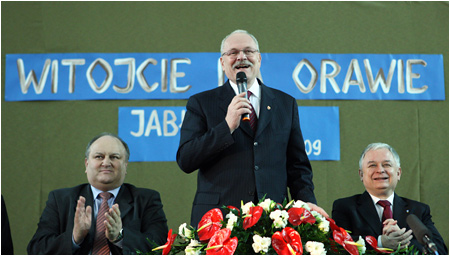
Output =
[
  {"x1": 254, "y1": 142, "x2": 258, "y2": 146},
  {"x1": 254, "y1": 166, "x2": 259, "y2": 171}
]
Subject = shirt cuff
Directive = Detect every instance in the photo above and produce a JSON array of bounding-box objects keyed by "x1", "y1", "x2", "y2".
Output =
[{"x1": 377, "y1": 235, "x2": 383, "y2": 248}]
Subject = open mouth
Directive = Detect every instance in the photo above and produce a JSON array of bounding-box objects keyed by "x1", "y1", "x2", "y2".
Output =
[
  {"x1": 374, "y1": 177, "x2": 388, "y2": 181},
  {"x1": 235, "y1": 64, "x2": 250, "y2": 70}
]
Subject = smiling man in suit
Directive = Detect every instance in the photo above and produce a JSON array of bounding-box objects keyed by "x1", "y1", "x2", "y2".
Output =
[
  {"x1": 28, "y1": 133, "x2": 168, "y2": 254},
  {"x1": 332, "y1": 142, "x2": 447, "y2": 254},
  {"x1": 177, "y1": 29, "x2": 328, "y2": 227}
]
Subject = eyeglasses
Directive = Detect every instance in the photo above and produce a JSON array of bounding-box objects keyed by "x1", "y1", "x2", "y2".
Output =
[{"x1": 221, "y1": 48, "x2": 259, "y2": 58}]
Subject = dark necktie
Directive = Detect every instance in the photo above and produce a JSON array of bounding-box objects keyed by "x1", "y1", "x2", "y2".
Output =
[
  {"x1": 92, "y1": 192, "x2": 112, "y2": 255},
  {"x1": 377, "y1": 200, "x2": 393, "y2": 223},
  {"x1": 247, "y1": 91, "x2": 258, "y2": 132}
]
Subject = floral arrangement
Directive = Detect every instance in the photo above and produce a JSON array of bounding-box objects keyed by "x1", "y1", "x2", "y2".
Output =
[{"x1": 144, "y1": 198, "x2": 418, "y2": 255}]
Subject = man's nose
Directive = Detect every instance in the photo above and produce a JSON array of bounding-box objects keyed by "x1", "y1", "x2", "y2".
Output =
[
  {"x1": 375, "y1": 165, "x2": 386, "y2": 173},
  {"x1": 102, "y1": 157, "x2": 112, "y2": 166},
  {"x1": 236, "y1": 50, "x2": 248, "y2": 60}
]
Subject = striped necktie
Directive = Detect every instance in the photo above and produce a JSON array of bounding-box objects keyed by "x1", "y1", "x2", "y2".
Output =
[
  {"x1": 247, "y1": 91, "x2": 258, "y2": 132},
  {"x1": 92, "y1": 192, "x2": 112, "y2": 255}
]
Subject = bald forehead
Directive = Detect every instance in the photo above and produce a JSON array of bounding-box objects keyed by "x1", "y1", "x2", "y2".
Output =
[
  {"x1": 89, "y1": 136, "x2": 126, "y2": 156},
  {"x1": 223, "y1": 33, "x2": 257, "y2": 50}
]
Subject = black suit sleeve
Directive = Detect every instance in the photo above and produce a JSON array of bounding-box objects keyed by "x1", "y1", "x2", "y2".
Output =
[
  {"x1": 176, "y1": 94, "x2": 234, "y2": 173},
  {"x1": 27, "y1": 190, "x2": 82, "y2": 255},
  {"x1": 1, "y1": 195, "x2": 14, "y2": 255},
  {"x1": 121, "y1": 189, "x2": 168, "y2": 254},
  {"x1": 331, "y1": 198, "x2": 361, "y2": 241},
  {"x1": 286, "y1": 99, "x2": 316, "y2": 204}
]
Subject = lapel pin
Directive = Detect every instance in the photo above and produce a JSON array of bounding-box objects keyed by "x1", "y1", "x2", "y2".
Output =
[{"x1": 267, "y1": 106, "x2": 271, "y2": 110}]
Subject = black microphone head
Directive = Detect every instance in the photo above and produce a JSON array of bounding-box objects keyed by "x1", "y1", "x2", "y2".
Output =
[
  {"x1": 406, "y1": 214, "x2": 433, "y2": 245},
  {"x1": 236, "y1": 71, "x2": 247, "y2": 84}
]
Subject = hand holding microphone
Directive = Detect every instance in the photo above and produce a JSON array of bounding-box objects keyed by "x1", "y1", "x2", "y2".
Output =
[
  {"x1": 224, "y1": 72, "x2": 252, "y2": 133},
  {"x1": 236, "y1": 72, "x2": 250, "y2": 122}
]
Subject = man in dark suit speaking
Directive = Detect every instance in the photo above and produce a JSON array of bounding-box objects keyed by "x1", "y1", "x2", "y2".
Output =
[
  {"x1": 332, "y1": 143, "x2": 447, "y2": 254},
  {"x1": 177, "y1": 29, "x2": 327, "y2": 227},
  {"x1": 28, "y1": 133, "x2": 168, "y2": 254}
]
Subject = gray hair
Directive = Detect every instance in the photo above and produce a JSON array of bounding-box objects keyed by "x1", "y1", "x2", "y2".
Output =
[
  {"x1": 359, "y1": 142, "x2": 400, "y2": 169},
  {"x1": 85, "y1": 132, "x2": 130, "y2": 161},
  {"x1": 220, "y1": 29, "x2": 260, "y2": 54}
]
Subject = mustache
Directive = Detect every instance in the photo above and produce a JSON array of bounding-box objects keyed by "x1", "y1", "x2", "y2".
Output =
[{"x1": 232, "y1": 60, "x2": 253, "y2": 69}]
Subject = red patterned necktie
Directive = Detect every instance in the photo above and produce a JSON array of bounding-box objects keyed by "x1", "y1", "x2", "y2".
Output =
[
  {"x1": 247, "y1": 91, "x2": 258, "y2": 132},
  {"x1": 377, "y1": 200, "x2": 393, "y2": 223},
  {"x1": 92, "y1": 192, "x2": 112, "y2": 255}
]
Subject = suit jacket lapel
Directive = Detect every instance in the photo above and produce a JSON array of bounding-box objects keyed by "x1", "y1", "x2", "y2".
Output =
[
  {"x1": 220, "y1": 81, "x2": 254, "y2": 137},
  {"x1": 255, "y1": 82, "x2": 274, "y2": 138},
  {"x1": 357, "y1": 191, "x2": 383, "y2": 236},
  {"x1": 393, "y1": 193, "x2": 408, "y2": 228},
  {"x1": 114, "y1": 184, "x2": 133, "y2": 218}
]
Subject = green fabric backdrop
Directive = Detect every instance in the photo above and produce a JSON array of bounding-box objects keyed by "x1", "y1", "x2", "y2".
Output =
[{"x1": 1, "y1": 2, "x2": 448, "y2": 254}]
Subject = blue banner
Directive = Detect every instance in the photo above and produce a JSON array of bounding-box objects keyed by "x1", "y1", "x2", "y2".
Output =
[
  {"x1": 5, "y1": 53, "x2": 444, "y2": 101},
  {"x1": 118, "y1": 106, "x2": 340, "y2": 162}
]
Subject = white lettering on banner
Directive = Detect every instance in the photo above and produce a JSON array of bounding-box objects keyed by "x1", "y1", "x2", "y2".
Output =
[
  {"x1": 61, "y1": 59, "x2": 86, "y2": 93},
  {"x1": 129, "y1": 109, "x2": 186, "y2": 137},
  {"x1": 304, "y1": 139, "x2": 321, "y2": 156},
  {"x1": 87, "y1": 58, "x2": 113, "y2": 93},
  {"x1": 293, "y1": 58, "x2": 428, "y2": 94},
  {"x1": 17, "y1": 58, "x2": 51, "y2": 94},
  {"x1": 16, "y1": 58, "x2": 192, "y2": 94}
]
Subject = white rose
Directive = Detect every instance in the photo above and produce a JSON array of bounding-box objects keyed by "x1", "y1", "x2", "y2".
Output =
[
  {"x1": 188, "y1": 239, "x2": 201, "y2": 247},
  {"x1": 260, "y1": 237, "x2": 271, "y2": 252},
  {"x1": 226, "y1": 212, "x2": 238, "y2": 231},
  {"x1": 185, "y1": 247, "x2": 201, "y2": 255},
  {"x1": 270, "y1": 209, "x2": 289, "y2": 228},
  {"x1": 252, "y1": 235, "x2": 271, "y2": 253},
  {"x1": 242, "y1": 201, "x2": 254, "y2": 215},
  {"x1": 356, "y1": 236, "x2": 366, "y2": 254},
  {"x1": 292, "y1": 199, "x2": 309, "y2": 210},
  {"x1": 305, "y1": 241, "x2": 327, "y2": 255},
  {"x1": 178, "y1": 223, "x2": 193, "y2": 240},
  {"x1": 280, "y1": 210, "x2": 289, "y2": 219},
  {"x1": 185, "y1": 239, "x2": 202, "y2": 255},
  {"x1": 269, "y1": 209, "x2": 281, "y2": 220},
  {"x1": 258, "y1": 198, "x2": 274, "y2": 212},
  {"x1": 318, "y1": 219, "x2": 330, "y2": 233}
]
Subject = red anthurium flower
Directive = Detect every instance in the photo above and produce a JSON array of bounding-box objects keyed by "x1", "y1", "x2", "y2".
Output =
[
  {"x1": 197, "y1": 208, "x2": 223, "y2": 242},
  {"x1": 243, "y1": 206, "x2": 263, "y2": 230},
  {"x1": 288, "y1": 207, "x2": 316, "y2": 226},
  {"x1": 333, "y1": 227, "x2": 359, "y2": 255},
  {"x1": 365, "y1": 236, "x2": 394, "y2": 254},
  {"x1": 152, "y1": 229, "x2": 177, "y2": 255},
  {"x1": 326, "y1": 217, "x2": 341, "y2": 232},
  {"x1": 271, "y1": 227, "x2": 303, "y2": 255},
  {"x1": 205, "y1": 228, "x2": 238, "y2": 255}
]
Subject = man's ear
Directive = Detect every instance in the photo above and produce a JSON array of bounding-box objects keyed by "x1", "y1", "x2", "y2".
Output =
[{"x1": 359, "y1": 169, "x2": 364, "y2": 182}]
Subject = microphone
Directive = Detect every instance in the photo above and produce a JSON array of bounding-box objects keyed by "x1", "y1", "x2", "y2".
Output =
[
  {"x1": 236, "y1": 72, "x2": 249, "y2": 122},
  {"x1": 406, "y1": 214, "x2": 439, "y2": 255}
]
